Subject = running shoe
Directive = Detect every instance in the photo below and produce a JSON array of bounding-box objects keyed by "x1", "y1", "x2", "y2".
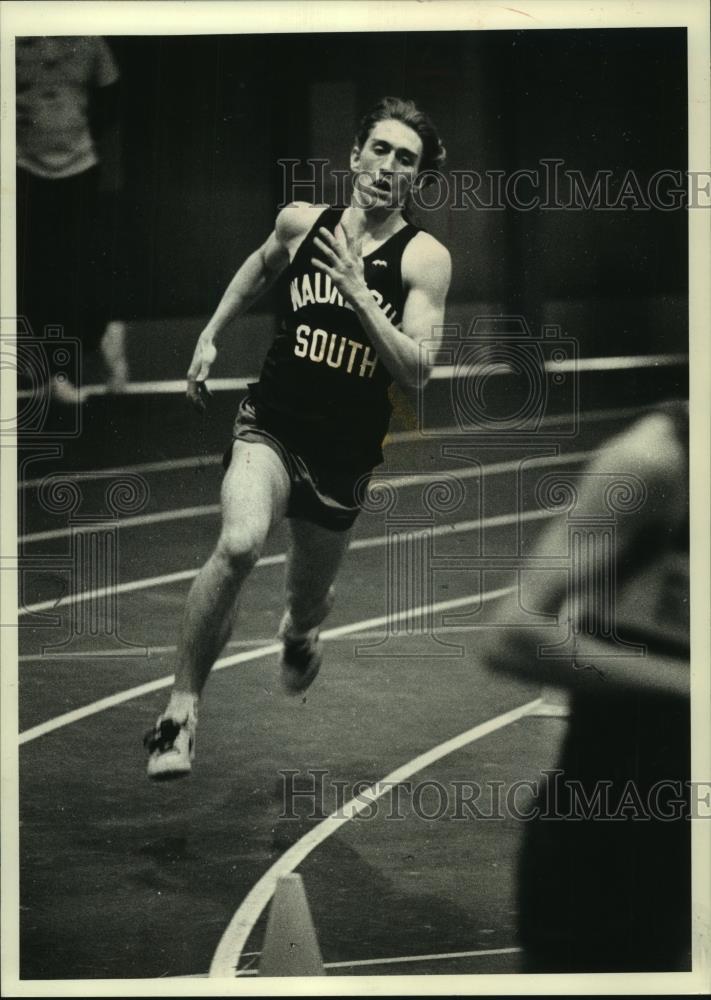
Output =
[{"x1": 144, "y1": 714, "x2": 196, "y2": 780}]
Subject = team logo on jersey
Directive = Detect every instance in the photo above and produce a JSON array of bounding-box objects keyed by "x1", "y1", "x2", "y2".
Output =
[
  {"x1": 372, "y1": 260, "x2": 388, "y2": 267},
  {"x1": 289, "y1": 271, "x2": 398, "y2": 322}
]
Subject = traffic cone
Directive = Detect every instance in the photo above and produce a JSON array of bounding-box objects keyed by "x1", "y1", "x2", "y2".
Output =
[{"x1": 259, "y1": 873, "x2": 325, "y2": 977}]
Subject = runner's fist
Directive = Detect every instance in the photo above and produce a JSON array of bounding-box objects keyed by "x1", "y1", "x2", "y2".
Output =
[{"x1": 186, "y1": 332, "x2": 217, "y2": 412}]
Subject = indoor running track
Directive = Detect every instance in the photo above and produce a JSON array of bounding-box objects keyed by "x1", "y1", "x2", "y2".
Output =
[{"x1": 16, "y1": 398, "x2": 657, "y2": 980}]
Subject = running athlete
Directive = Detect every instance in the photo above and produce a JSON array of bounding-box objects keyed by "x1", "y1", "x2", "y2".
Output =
[{"x1": 145, "y1": 97, "x2": 451, "y2": 779}]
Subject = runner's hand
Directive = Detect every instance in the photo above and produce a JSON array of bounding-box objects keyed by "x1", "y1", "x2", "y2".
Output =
[
  {"x1": 312, "y1": 224, "x2": 367, "y2": 306},
  {"x1": 186, "y1": 332, "x2": 217, "y2": 412}
]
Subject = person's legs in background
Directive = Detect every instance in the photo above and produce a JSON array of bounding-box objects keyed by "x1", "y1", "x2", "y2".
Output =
[{"x1": 15, "y1": 165, "x2": 129, "y2": 401}]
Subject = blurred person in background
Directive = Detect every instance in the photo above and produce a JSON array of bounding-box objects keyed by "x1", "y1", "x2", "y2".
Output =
[
  {"x1": 482, "y1": 401, "x2": 691, "y2": 972},
  {"x1": 16, "y1": 35, "x2": 129, "y2": 402}
]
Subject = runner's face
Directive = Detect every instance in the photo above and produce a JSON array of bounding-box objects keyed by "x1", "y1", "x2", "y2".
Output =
[{"x1": 351, "y1": 119, "x2": 423, "y2": 211}]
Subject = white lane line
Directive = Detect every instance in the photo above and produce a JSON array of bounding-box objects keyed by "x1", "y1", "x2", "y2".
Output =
[
  {"x1": 18, "y1": 638, "x2": 279, "y2": 662},
  {"x1": 380, "y1": 402, "x2": 653, "y2": 450},
  {"x1": 232, "y1": 945, "x2": 522, "y2": 975},
  {"x1": 17, "y1": 455, "x2": 222, "y2": 490},
  {"x1": 20, "y1": 567, "x2": 202, "y2": 617},
  {"x1": 14, "y1": 354, "x2": 687, "y2": 401},
  {"x1": 15, "y1": 377, "x2": 252, "y2": 400},
  {"x1": 333, "y1": 946, "x2": 523, "y2": 968},
  {"x1": 382, "y1": 448, "x2": 588, "y2": 490},
  {"x1": 430, "y1": 353, "x2": 687, "y2": 379},
  {"x1": 18, "y1": 422, "x2": 454, "y2": 490},
  {"x1": 18, "y1": 505, "x2": 221, "y2": 544},
  {"x1": 19, "y1": 454, "x2": 225, "y2": 490},
  {"x1": 18, "y1": 449, "x2": 590, "y2": 546},
  {"x1": 208, "y1": 696, "x2": 540, "y2": 977},
  {"x1": 18, "y1": 505, "x2": 557, "y2": 617},
  {"x1": 19, "y1": 621, "x2": 527, "y2": 664},
  {"x1": 18, "y1": 587, "x2": 515, "y2": 745},
  {"x1": 16, "y1": 401, "x2": 652, "y2": 490}
]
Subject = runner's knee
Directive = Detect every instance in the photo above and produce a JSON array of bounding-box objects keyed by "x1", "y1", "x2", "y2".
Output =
[{"x1": 216, "y1": 527, "x2": 265, "y2": 572}]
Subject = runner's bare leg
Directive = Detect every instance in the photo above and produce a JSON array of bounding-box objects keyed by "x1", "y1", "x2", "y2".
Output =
[
  {"x1": 166, "y1": 441, "x2": 290, "y2": 715},
  {"x1": 282, "y1": 517, "x2": 352, "y2": 635}
]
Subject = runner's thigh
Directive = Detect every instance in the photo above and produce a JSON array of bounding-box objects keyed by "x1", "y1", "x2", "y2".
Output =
[{"x1": 221, "y1": 440, "x2": 291, "y2": 543}]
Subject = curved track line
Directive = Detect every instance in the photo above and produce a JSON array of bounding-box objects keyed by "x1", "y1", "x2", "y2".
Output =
[
  {"x1": 18, "y1": 507, "x2": 547, "y2": 617},
  {"x1": 16, "y1": 402, "x2": 648, "y2": 490},
  {"x1": 431, "y1": 353, "x2": 687, "y2": 379},
  {"x1": 209, "y1": 697, "x2": 540, "y2": 977},
  {"x1": 18, "y1": 505, "x2": 220, "y2": 545},
  {"x1": 18, "y1": 450, "x2": 589, "y2": 546},
  {"x1": 15, "y1": 377, "x2": 253, "y2": 401},
  {"x1": 19, "y1": 454, "x2": 224, "y2": 490},
  {"x1": 15, "y1": 427, "x2": 450, "y2": 493},
  {"x1": 19, "y1": 449, "x2": 585, "y2": 615},
  {"x1": 18, "y1": 587, "x2": 514, "y2": 745},
  {"x1": 18, "y1": 622, "x2": 510, "y2": 664},
  {"x1": 17, "y1": 402, "x2": 650, "y2": 490},
  {"x1": 15, "y1": 424, "x2": 460, "y2": 491},
  {"x1": 14, "y1": 356, "x2": 687, "y2": 400},
  {"x1": 234, "y1": 945, "x2": 523, "y2": 975}
]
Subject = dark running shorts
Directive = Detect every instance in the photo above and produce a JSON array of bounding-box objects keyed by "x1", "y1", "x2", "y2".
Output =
[{"x1": 222, "y1": 396, "x2": 373, "y2": 532}]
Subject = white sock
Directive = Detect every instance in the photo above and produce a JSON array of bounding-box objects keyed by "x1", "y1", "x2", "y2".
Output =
[
  {"x1": 280, "y1": 611, "x2": 319, "y2": 642},
  {"x1": 165, "y1": 691, "x2": 199, "y2": 722}
]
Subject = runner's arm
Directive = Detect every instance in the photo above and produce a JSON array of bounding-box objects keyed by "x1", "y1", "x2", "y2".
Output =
[
  {"x1": 311, "y1": 227, "x2": 451, "y2": 389},
  {"x1": 352, "y1": 234, "x2": 451, "y2": 389},
  {"x1": 480, "y1": 414, "x2": 689, "y2": 697},
  {"x1": 200, "y1": 222, "x2": 292, "y2": 345},
  {"x1": 186, "y1": 206, "x2": 306, "y2": 403}
]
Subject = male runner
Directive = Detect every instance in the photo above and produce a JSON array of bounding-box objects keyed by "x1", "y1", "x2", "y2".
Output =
[{"x1": 145, "y1": 97, "x2": 451, "y2": 779}]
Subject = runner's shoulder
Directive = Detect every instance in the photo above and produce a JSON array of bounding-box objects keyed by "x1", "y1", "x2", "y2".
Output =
[
  {"x1": 275, "y1": 202, "x2": 329, "y2": 244},
  {"x1": 403, "y1": 230, "x2": 451, "y2": 286}
]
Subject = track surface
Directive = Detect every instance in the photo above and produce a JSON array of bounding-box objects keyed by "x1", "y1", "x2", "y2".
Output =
[{"x1": 16, "y1": 392, "x2": 657, "y2": 979}]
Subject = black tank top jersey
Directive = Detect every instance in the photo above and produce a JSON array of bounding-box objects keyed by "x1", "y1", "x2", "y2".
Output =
[{"x1": 251, "y1": 206, "x2": 420, "y2": 469}]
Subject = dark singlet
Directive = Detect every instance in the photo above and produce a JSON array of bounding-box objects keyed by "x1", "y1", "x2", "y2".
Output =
[{"x1": 249, "y1": 206, "x2": 420, "y2": 470}]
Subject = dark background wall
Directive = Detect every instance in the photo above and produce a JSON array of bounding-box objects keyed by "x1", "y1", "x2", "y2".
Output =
[{"x1": 106, "y1": 28, "x2": 688, "y2": 358}]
